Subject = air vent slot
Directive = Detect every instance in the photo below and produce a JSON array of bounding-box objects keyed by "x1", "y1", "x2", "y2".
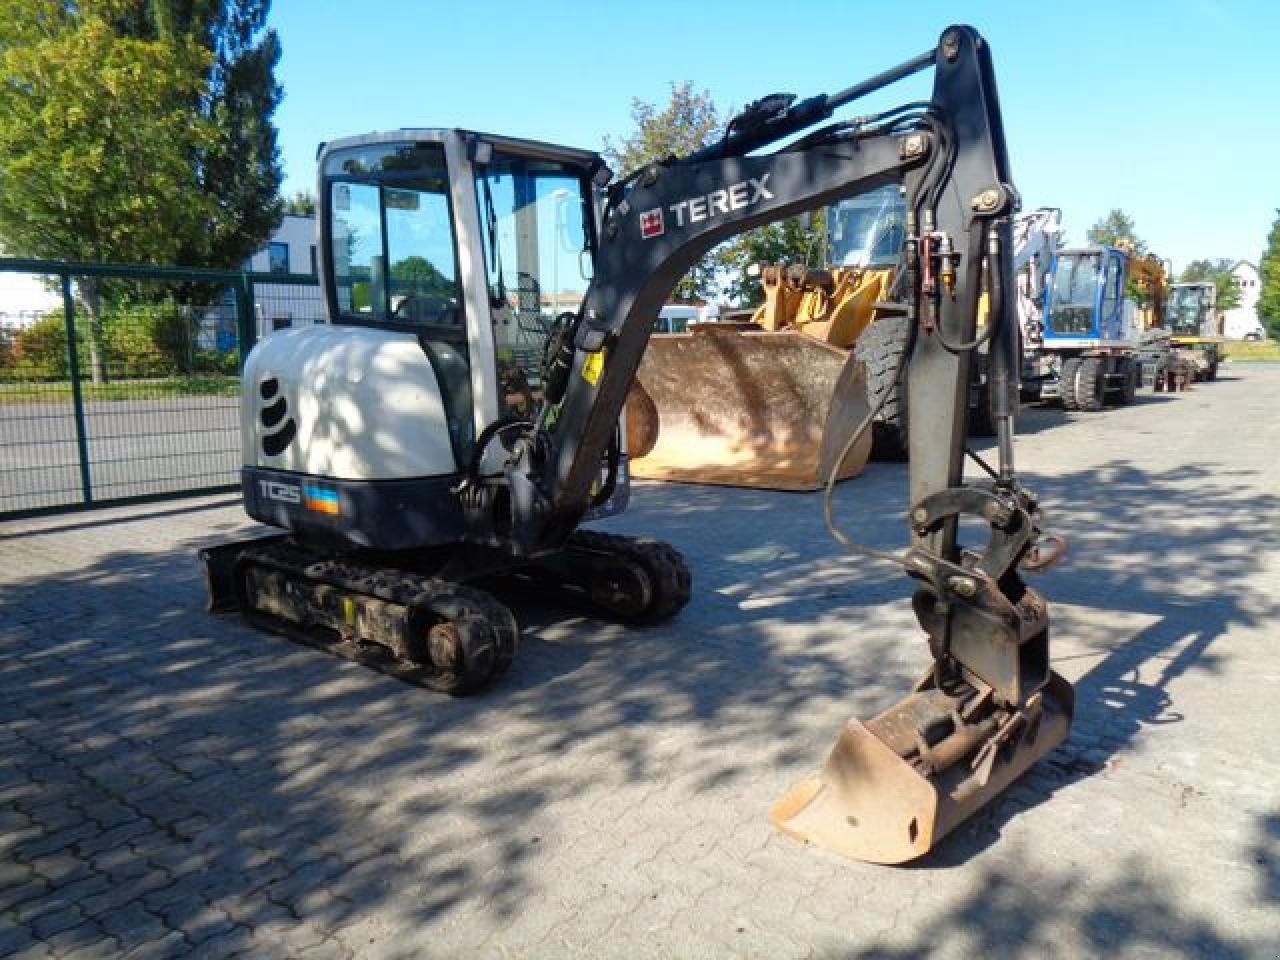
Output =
[
  {"x1": 260, "y1": 396, "x2": 288, "y2": 429},
  {"x1": 258, "y1": 375, "x2": 296, "y2": 458},
  {"x1": 262, "y1": 419, "x2": 297, "y2": 457}
]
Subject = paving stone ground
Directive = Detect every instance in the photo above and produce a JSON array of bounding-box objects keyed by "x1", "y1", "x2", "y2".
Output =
[{"x1": 2, "y1": 364, "x2": 1278, "y2": 959}]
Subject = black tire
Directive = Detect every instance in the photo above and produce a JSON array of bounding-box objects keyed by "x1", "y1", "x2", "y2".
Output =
[
  {"x1": 1117, "y1": 364, "x2": 1138, "y2": 405},
  {"x1": 854, "y1": 313, "x2": 909, "y2": 461},
  {"x1": 1060, "y1": 356, "x2": 1083, "y2": 411},
  {"x1": 1074, "y1": 356, "x2": 1106, "y2": 412}
]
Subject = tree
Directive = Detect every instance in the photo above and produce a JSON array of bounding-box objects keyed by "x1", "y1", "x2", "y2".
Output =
[
  {"x1": 602, "y1": 83, "x2": 824, "y2": 305},
  {"x1": 1179, "y1": 258, "x2": 1241, "y2": 311},
  {"x1": 1258, "y1": 210, "x2": 1280, "y2": 340},
  {"x1": 0, "y1": 1, "x2": 217, "y2": 381},
  {"x1": 603, "y1": 83, "x2": 724, "y2": 302},
  {"x1": 603, "y1": 82, "x2": 723, "y2": 176},
  {"x1": 1087, "y1": 209, "x2": 1145, "y2": 253},
  {"x1": 284, "y1": 190, "x2": 317, "y2": 217},
  {"x1": 391, "y1": 256, "x2": 451, "y2": 295},
  {"x1": 717, "y1": 212, "x2": 827, "y2": 307},
  {"x1": 118, "y1": 1, "x2": 285, "y2": 270}
]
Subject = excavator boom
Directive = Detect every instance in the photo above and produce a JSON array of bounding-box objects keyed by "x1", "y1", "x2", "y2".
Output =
[{"x1": 459, "y1": 25, "x2": 1074, "y2": 863}]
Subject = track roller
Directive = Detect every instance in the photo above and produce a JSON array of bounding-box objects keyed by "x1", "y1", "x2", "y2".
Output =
[
  {"x1": 202, "y1": 538, "x2": 519, "y2": 695},
  {"x1": 501, "y1": 530, "x2": 692, "y2": 625}
]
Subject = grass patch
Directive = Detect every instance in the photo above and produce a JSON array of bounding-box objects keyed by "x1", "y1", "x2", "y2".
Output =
[
  {"x1": 1222, "y1": 340, "x2": 1280, "y2": 362},
  {"x1": 0, "y1": 375, "x2": 240, "y2": 403}
]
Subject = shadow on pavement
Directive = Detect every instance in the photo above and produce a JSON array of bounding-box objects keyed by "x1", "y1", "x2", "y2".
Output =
[
  {"x1": 825, "y1": 853, "x2": 1249, "y2": 958},
  {"x1": 0, "y1": 448, "x2": 1275, "y2": 954}
]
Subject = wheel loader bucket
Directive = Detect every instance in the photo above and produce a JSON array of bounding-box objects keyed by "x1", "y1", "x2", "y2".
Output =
[
  {"x1": 771, "y1": 671, "x2": 1073, "y2": 864},
  {"x1": 626, "y1": 327, "x2": 872, "y2": 491}
]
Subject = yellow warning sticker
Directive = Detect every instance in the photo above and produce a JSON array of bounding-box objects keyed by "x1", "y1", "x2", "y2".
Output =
[
  {"x1": 342, "y1": 597, "x2": 356, "y2": 626},
  {"x1": 581, "y1": 349, "x2": 606, "y2": 385}
]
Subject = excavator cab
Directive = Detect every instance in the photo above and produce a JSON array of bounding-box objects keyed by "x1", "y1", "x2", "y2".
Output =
[
  {"x1": 829, "y1": 185, "x2": 906, "y2": 268},
  {"x1": 1043, "y1": 248, "x2": 1126, "y2": 344},
  {"x1": 241, "y1": 130, "x2": 627, "y2": 549},
  {"x1": 1168, "y1": 282, "x2": 1216, "y2": 337}
]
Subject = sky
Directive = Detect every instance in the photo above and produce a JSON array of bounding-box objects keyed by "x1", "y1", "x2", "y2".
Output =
[{"x1": 269, "y1": 0, "x2": 1279, "y2": 273}]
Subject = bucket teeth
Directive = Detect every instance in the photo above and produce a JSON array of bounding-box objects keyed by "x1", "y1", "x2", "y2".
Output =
[{"x1": 771, "y1": 671, "x2": 1074, "y2": 864}]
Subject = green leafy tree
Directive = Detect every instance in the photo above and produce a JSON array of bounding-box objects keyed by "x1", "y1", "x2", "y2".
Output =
[
  {"x1": 1179, "y1": 258, "x2": 1242, "y2": 311},
  {"x1": 1087, "y1": 209, "x2": 1146, "y2": 253},
  {"x1": 1258, "y1": 210, "x2": 1280, "y2": 340},
  {"x1": 391, "y1": 256, "x2": 451, "y2": 295},
  {"x1": 116, "y1": 1, "x2": 285, "y2": 269},
  {"x1": 603, "y1": 84, "x2": 823, "y2": 306},
  {"x1": 603, "y1": 83, "x2": 724, "y2": 302},
  {"x1": 284, "y1": 190, "x2": 317, "y2": 217},
  {"x1": 0, "y1": 0, "x2": 218, "y2": 381},
  {"x1": 603, "y1": 82, "x2": 723, "y2": 175},
  {"x1": 717, "y1": 212, "x2": 827, "y2": 307}
]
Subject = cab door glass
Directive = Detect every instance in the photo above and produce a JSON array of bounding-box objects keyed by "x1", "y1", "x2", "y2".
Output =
[
  {"x1": 475, "y1": 155, "x2": 591, "y2": 416},
  {"x1": 1100, "y1": 256, "x2": 1122, "y2": 326},
  {"x1": 385, "y1": 186, "x2": 462, "y2": 329},
  {"x1": 330, "y1": 182, "x2": 385, "y2": 319}
]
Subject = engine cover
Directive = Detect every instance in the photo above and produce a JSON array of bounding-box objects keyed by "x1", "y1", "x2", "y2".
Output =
[{"x1": 242, "y1": 325, "x2": 460, "y2": 480}]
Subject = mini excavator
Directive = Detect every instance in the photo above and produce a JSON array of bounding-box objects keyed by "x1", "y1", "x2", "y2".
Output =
[{"x1": 203, "y1": 25, "x2": 1073, "y2": 864}]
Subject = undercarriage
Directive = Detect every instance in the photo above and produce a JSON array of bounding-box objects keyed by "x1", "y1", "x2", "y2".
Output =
[{"x1": 201, "y1": 532, "x2": 691, "y2": 694}]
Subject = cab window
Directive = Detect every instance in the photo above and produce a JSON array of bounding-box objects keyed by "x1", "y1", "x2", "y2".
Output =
[{"x1": 474, "y1": 153, "x2": 592, "y2": 416}]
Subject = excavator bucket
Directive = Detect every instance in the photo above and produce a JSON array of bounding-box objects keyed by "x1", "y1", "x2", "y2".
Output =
[
  {"x1": 771, "y1": 670, "x2": 1074, "y2": 864},
  {"x1": 626, "y1": 326, "x2": 872, "y2": 491}
]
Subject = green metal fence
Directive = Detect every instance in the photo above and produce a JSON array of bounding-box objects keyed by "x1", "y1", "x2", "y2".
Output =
[{"x1": 0, "y1": 257, "x2": 323, "y2": 519}]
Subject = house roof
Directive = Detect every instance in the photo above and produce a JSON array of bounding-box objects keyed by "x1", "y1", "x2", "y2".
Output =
[{"x1": 1230, "y1": 260, "x2": 1258, "y2": 274}]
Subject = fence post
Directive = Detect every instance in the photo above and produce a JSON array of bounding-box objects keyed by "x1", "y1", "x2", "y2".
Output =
[
  {"x1": 235, "y1": 273, "x2": 256, "y2": 366},
  {"x1": 61, "y1": 273, "x2": 93, "y2": 505}
]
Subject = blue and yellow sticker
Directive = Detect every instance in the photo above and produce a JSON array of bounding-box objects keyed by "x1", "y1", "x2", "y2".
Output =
[{"x1": 302, "y1": 485, "x2": 341, "y2": 515}]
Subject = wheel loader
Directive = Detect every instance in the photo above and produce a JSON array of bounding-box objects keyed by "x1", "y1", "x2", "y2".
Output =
[
  {"x1": 203, "y1": 25, "x2": 1074, "y2": 864},
  {"x1": 627, "y1": 188, "x2": 1044, "y2": 481},
  {"x1": 627, "y1": 186, "x2": 905, "y2": 484},
  {"x1": 1167, "y1": 281, "x2": 1222, "y2": 381}
]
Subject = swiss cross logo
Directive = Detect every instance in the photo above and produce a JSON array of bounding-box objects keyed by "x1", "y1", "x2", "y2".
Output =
[{"x1": 639, "y1": 208, "x2": 664, "y2": 239}]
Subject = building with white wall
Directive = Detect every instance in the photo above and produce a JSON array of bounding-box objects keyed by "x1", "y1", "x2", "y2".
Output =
[
  {"x1": 0, "y1": 264, "x2": 62, "y2": 330},
  {"x1": 1223, "y1": 261, "x2": 1264, "y2": 339},
  {"x1": 243, "y1": 214, "x2": 326, "y2": 339}
]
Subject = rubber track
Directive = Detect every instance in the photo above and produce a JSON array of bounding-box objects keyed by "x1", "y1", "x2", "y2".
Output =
[
  {"x1": 564, "y1": 530, "x2": 692, "y2": 625},
  {"x1": 234, "y1": 539, "x2": 518, "y2": 694}
]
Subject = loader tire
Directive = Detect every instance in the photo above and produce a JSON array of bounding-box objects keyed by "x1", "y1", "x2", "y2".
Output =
[
  {"x1": 855, "y1": 313, "x2": 909, "y2": 461},
  {"x1": 1060, "y1": 357, "x2": 1082, "y2": 411},
  {"x1": 1073, "y1": 357, "x2": 1106, "y2": 412},
  {"x1": 1117, "y1": 364, "x2": 1138, "y2": 405}
]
